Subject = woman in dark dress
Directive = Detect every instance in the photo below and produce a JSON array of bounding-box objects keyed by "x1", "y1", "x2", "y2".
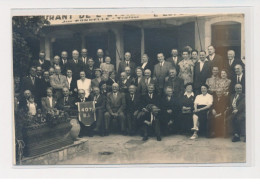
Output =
[{"x1": 180, "y1": 83, "x2": 195, "y2": 134}]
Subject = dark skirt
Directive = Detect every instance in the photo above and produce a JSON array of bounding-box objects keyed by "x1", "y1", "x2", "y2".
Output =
[{"x1": 194, "y1": 105, "x2": 209, "y2": 136}]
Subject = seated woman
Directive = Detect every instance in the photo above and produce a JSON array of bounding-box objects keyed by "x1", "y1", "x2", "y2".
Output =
[
  {"x1": 209, "y1": 88, "x2": 228, "y2": 137},
  {"x1": 100, "y1": 56, "x2": 115, "y2": 75},
  {"x1": 217, "y1": 69, "x2": 231, "y2": 96},
  {"x1": 190, "y1": 84, "x2": 213, "y2": 139},
  {"x1": 77, "y1": 71, "x2": 91, "y2": 99},
  {"x1": 180, "y1": 83, "x2": 195, "y2": 134}
]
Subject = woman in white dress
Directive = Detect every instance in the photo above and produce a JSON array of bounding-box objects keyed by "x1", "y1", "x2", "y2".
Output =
[
  {"x1": 77, "y1": 71, "x2": 91, "y2": 98},
  {"x1": 190, "y1": 84, "x2": 213, "y2": 139}
]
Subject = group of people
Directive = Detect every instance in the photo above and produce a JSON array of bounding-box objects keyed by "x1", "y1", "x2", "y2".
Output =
[{"x1": 14, "y1": 45, "x2": 246, "y2": 142}]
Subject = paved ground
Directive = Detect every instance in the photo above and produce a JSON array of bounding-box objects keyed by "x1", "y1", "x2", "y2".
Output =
[{"x1": 58, "y1": 134, "x2": 246, "y2": 165}]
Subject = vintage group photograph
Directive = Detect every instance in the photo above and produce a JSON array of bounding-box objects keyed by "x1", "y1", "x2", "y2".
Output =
[{"x1": 12, "y1": 13, "x2": 246, "y2": 165}]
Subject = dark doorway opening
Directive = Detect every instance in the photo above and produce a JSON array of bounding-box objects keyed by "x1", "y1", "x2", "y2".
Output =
[{"x1": 211, "y1": 22, "x2": 241, "y2": 60}]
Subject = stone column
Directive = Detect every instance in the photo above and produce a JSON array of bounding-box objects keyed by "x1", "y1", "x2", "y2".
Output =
[
  {"x1": 44, "y1": 37, "x2": 51, "y2": 61},
  {"x1": 112, "y1": 27, "x2": 124, "y2": 71},
  {"x1": 141, "y1": 27, "x2": 145, "y2": 60}
]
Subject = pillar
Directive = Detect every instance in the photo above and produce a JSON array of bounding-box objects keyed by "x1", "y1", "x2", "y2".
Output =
[
  {"x1": 81, "y1": 34, "x2": 86, "y2": 49},
  {"x1": 141, "y1": 27, "x2": 145, "y2": 60},
  {"x1": 112, "y1": 27, "x2": 124, "y2": 71},
  {"x1": 44, "y1": 37, "x2": 51, "y2": 61}
]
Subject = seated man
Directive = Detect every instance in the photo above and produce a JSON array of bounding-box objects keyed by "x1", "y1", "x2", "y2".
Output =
[
  {"x1": 18, "y1": 90, "x2": 32, "y2": 110},
  {"x1": 229, "y1": 84, "x2": 246, "y2": 142},
  {"x1": 209, "y1": 88, "x2": 228, "y2": 137},
  {"x1": 41, "y1": 87, "x2": 57, "y2": 114},
  {"x1": 160, "y1": 86, "x2": 180, "y2": 135},
  {"x1": 104, "y1": 83, "x2": 126, "y2": 136},
  {"x1": 164, "y1": 68, "x2": 184, "y2": 98},
  {"x1": 125, "y1": 85, "x2": 141, "y2": 135},
  {"x1": 139, "y1": 69, "x2": 158, "y2": 96},
  {"x1": 89, "y1": 87, "x2": 106, "y2": 136},
  {"x1": 142, "y1": 104, "x2": 162, "y2": 141},
  {"x1": 57, "y1": 87, "x2": 76, "y2": 114}
]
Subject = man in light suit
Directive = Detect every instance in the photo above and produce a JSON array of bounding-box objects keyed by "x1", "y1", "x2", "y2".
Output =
[
  {"x1": 41, "y1": 87, "x2": 57, "y2": 113},
  {"x1": 166, "y1": 49, "x2": 181, "y2": 74},
  {"x1": 118, "y1": 52, "x2": 136, "y2": 77},
  {"x1": 194, "y1": 50, "x2": 212, "y2": 95},
  {"x1": 104, "y1": 83, "x2": 126, "y2": 136},
  {"x1": 50, "y1": 66, "x2": 69, "y2": 99},
  {"x1": 223, "y1": 50, "x2": 245, "y2": 79},
  {"x1": 153, "y1": 53, "x2": 173, "y2": 96}
]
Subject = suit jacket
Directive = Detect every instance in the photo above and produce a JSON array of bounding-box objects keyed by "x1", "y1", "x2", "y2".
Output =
[
  {"x1": 207, "y1": 54, "x2": 223, "y2": 70},
  {"x1": 231, "y1": 73, "x2": 245, "y2": 94},
  {"x1": 164, "y1": 76, "x2": 184, "y2": 97},
  {"x1": 229, "y1": 93, "x2": 245, "y2": 120},
  {"x1": 153, "y1": 61, "x2": 173, "y2": 89},
  {"x1": 212, "y1": 95, "x2": 228, "y2": 114},
  {"x1": 194, "y1": 60, "x2": 212, "y2": 90},
  {"x1": 118, "y1": 61, "x2": 136, "y2": 77},
  {"x1": 20, "y1": 76, "x2": 41, "y2": 96},
  {"x1": 138, "y1": 77, "x2": 158, "y2": 96},
  {"x1": 57, "y1": 96, "x2": 76, "y2": 110},
  {"x1": 118, "y1": 79, "x2": 132, "y2": 94},
  {"x1": 66, "y1": 77, "x2": 77, "y2": 94},
  {"x1": 160, "y1": 95, "x2": 180, "y2": 118},
  {"x1": 89, "y1": 94, "x2": 106, "y2": 111},
  {"x1": 60, "y1": 59, "x2": 69, "y2": 75},
  {"x1": 94, "y1": 57, "x2": 105, "y2": 68},
  {"x1": 141, "y1": 93, "x2": 160, "y2": 109},
  {"x1": 140, "y1": 62, "x2": 154, "y2": 75},
  {"x1": 223, "y1": 58, "x2": 245, "y2": 79},
  {"x1": 41, "y1": 96, "x2": 57, "y2": 113},
  {"x1": 91, "y1": 78, "x2": 102, "y2": 88},
  {"x1": 33, "y1": 59, "x2": 51, "y2": 71},
  {"x1": 125, "y1": 93, "x2": 141, "y2": 113},
  {"x1": 67, "y1": 59, "x2": 84, "y2": 79},
  {"x1": 106, "y1": 92, "x2": 126, "y2": 114},
  {"x1": 166, "y1": 56, "x2": 182, "y2": 74},
  {"x1": 36, "y1": 78, "x2": 51, "y2": 99},
  {"x1": 50, "y1": 74, "x2": 69, "y2": 90},
  {"x1": 85, "y1": 66, "x2": 96, "y2": 79}
]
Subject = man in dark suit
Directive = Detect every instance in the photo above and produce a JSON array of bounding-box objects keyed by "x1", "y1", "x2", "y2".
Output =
[
  {"x1": 224, "y1": 50, "x2": 245, "y2": 79},
  {"x1": 141, "y1": 54, "x2": 154, "y2": 75},
  {"x1": 90, "y1": 87, "x2": 106, "y2": 136},
  {"x1": 207, "y1": 45, "x2": 224, "y2": 70},
  {"x1": 166, "y1": 49, "x2": 181, "y2": 74},
  {"x1": 66, "y1": 69, "x2": 77, "y2": 97},
  {"x1": 139, "y1": 69, "x2": 158, "y2": 96},
  {"x1": 141, "y1": 84, "x2": 160, "y2": 109},
  {"x1": 118, "y1": 72, "x2": 132, "y2": 94},
  {"x1": 33, "y1": 51, "x2": 51, "y2": 72},
  {"x1": 36, "y1": 71, "x2": 51, "y2": 102},
  {"x1": 104, "y1": 83, "x2": 126, "y2": 135},
  {"x1": 154, "y1": 53, "x2": 173, "y2": 96},
  {"x1": 79, "y1": 48, "x2": 88, "y2": 65},
  {"x1": 67, "y1": 50, "x2": 83, "y2": 79},
  {"x1": 194, "y1": 50, "x2": 212, "y2": 94},
  {"x1": 85, "y1": 58, "x2": 96, "y2": 79},
  {"x1": 142, "y1": 105, "x2": 162, "y2": 141},
  {"x1": 36, "y1": 66, "x2": 43, "y2": 79},
  {"x1": 160, "y1": 86, "x2": 180, "y2": 135},
  {"x1": 231, "y1": 64, "x2": 245, "y2": 94},
  {"x1": 118, "y1": 52, "x2": 136, "y2": 77},
  {"x1": 228, "y1": 84, "x2": 245, "y2": 142},
  {"x1": 20, "y1": 67, "x2": 41, "y2": 98},
  {"x1": 94, "y1": 49, "x2": 105, "y2": 68},
  {"x1": 18, "y1": 90, "x2": 32, "y2": 110},
  {"x1": 164, "y1": 67, "x2": 184, "y2": 98},
  {"x1": 57, "y1": 87, "x2": 76, "y2": 112},
  {"x1": 60, "y1": 51, "x2": 69, "y2": 75},
  {"x1": 125, "y1": 85, "x2": 141, "y2": 135}
]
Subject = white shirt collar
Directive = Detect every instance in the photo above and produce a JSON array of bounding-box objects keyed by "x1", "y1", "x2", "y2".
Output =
[{"x1": 184, "y1": 92, "x2": 194, "y2": 97}]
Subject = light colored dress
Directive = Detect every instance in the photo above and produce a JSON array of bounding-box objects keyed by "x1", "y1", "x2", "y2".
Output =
[
  {"x1": 217, "y1": 78, "x2": 231, "y2": 94},
  {"x1": 178, "y1": 59, "x2": 194, "y2": 84},
  {"x1": 100, "y1": 63, "x2": 115, "y2": 75},
  {"x1": 206, "y1": 76, "x2": 220, "y2": 93},
  {"x1": 77, "y1": 79, "x2": 91, "y2": 98}
]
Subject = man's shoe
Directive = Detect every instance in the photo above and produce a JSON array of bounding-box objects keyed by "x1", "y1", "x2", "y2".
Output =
[
  {"x1": 157, "y1": 136, "x2": 162, "y2": 141},
  {"x1": 232, "y1": 136, "x2": 240, "y2": 142},
  {"x1": 190, "y1": 133, "x2": 198, "y2": 140},
  {"x1": 142, "y1": 136, "x2": 148, "y2": 141}
]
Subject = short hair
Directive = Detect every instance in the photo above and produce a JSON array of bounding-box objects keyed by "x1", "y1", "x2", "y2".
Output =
[
  {"x1": 220, "y1": 69, "x2": 228, "y2": 74},
  {"x1": 184, "y1": 82, "x2": 193, "y2": 89},
  {"x1": 129, "y1": 85, "x2": 136, "y2": 89},
  {"x1": 78, "y1": 89, "x2": 85, "y2": 94},
  {"x1": 208, "y1": 45, "x2": 216, "y2": 49},
  {"x1": 142, "y1": 53, "x2": 149, "y2": 58},
  {"x1": 157, "y1": 52, "x2": 164, "y2": 56},
  {"x1": 191, "y1": 49, "x2": 198, "y2": 54},
  {"x1": 88, "y1": 57, "x2": 94, "y2": 62},
  {"x1": 46, "y1": 87, "x2": 53, "y2": 92},
  {"x1": 136, "y1": 66, "x2": 144, "y2": 74},
  {"x1": 147, "y1": 84, "x2": 155, "y2": 88},
  {"x1": 72, "y1": 50, "x2": 79, "y2": 54},
  {"x1": 235, "y1": 83, "x2": 242, "y2": 88},
  {"x1": 62, "y1": 87, "x2": 69, "y2": 91},
  {"x1": 112, "y1": 83, "x2": 119, "y2": 87},
  {"x1": 165, "y1": 86, "x2": 173, "y2": 91},
  {"x1": 200, "y1": 50, "x2": 207, "y2": 54},
  {"x1": 66, "y1": 69, "x2": 72, "y2": 73},
  {"x1": 201, "y1": 84, "x2": 209, "y2": 90},
  {"x1": 227, "y1": 50, "x2": 235, "y2": 55},
  {"x1": 235, "y1": 64, "x2": 243, "y2": 69},
  {"x1": 182, "y1": 49, "x2": 190, "y2": 55}
]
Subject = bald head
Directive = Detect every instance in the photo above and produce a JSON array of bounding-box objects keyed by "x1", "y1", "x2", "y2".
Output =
[
  {"x1": 112, "y1": 83, "x2": 119, "y2": 92},
  {"x1": 72, "y1": 50, "x2": 79, "y2": 59}
]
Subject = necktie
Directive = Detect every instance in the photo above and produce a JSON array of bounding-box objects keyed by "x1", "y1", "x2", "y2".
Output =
[
  {"x1": 149, "y1": 93, "x2": 152, "y2": 99},
  {"x1": 237, "y1": 75, "x2": 240, "y2": 83},
  {"x1": 113, "y1": 93, "x2": 117, "y2": 99},
  {"x1": 126, "y1": 61, "x2": 129, "y2": 66},
  {"x1": 64, "y1": 97, "x2": 68, "y2": 104},
  {"x1": 229, "y1": 60, "x2": 232, "y2": 66},
  {"x1": 168, "y1": 96, "x2": 171, "y2": 101},
  {"x1": 31, "y1": 77, "x2": 35, "y2": 85},
  {"x1": 81, "y1": 98, "x2": 84, "y2": 102},
  {"x1": 131, "y1": 94, "x2": 134, "y2": 101},
  {"x1": 58, "y1": 75, "x2": 60, "y2": 81},
  {"x1": 151, "y1": 114, "x2": 154, "y2": 122}
]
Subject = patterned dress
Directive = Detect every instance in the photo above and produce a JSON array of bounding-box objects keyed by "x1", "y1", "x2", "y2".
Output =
[
  {"x1": 178, "y1": 60, "x2": 194, "y2": 84},
  {"x1": 217, "y1": 78, "x2": 231, "y2": 94}
]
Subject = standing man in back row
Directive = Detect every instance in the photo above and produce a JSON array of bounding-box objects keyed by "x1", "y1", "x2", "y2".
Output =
[
  {"x1": 154, "y1": 53, "x2": 173, "y2": 96},
  {"x1": 118, "y1": 52, "x2": 136, "y2": 77},
  {"x1": 207, "y1": 45, "x2": 224, "y2": 70},
  {"x1": 166, "y1": 48, "x2": 181, "y2": 74}
]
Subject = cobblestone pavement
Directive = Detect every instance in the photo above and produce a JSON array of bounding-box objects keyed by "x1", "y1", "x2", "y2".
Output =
[{"x1": 58, "y1": 134, "x2": 246, "y2": 165}]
